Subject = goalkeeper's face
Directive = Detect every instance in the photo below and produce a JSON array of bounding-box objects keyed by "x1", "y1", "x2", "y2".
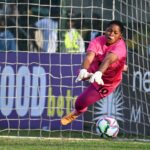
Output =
[{"x1": 105, "y1": 24, "x2": 122, "y2": 45}]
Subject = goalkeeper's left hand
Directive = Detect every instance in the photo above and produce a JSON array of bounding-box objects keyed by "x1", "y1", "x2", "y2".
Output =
[{"x1": 89, "y1": 71, "x2": 104, "y2": 85}]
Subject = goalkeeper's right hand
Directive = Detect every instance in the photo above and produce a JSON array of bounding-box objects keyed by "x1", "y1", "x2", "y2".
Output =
[{"x1": 75, "y1": 69, "x2": 93, "y2": 83}]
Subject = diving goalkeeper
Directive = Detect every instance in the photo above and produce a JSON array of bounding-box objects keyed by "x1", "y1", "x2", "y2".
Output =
[{"x1": 61, "y1": 20, "x2": 127, "y2": 125}]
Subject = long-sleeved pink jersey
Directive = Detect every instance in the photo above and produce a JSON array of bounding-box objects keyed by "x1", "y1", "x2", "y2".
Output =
[{"x1": 87, "y1": 35, "x2": 127, "y2": 88}]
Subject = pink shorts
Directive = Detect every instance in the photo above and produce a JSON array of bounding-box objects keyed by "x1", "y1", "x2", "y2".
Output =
[{"x1": 75, "y1": 83, "x2": 119, "y2": 113}]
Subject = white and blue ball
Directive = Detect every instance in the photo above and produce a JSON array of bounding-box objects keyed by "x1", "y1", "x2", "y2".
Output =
[{"x1": 96, "y1": 116, "x2": 119, "y2": 138}]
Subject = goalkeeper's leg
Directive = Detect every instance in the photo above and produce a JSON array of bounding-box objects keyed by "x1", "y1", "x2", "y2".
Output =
[
  {"x1": 61, "y1": 84, "x2": 115, "y2": 126},
  {"x1": 60, "y1": 84, "x2": 99, "y2": 125}
]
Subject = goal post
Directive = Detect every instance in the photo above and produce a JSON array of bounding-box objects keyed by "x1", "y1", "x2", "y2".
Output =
[{"x1": 0, "y1": 0, "x2": 150, "y2": 140}]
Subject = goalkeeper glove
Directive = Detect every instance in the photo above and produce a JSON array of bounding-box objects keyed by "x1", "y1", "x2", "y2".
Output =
[
  {"x1": 89, "y1": 71, "x2": 104, "y2": 85},
  {"x1": 75, "y1": 69, "x2": 93, "y2": 82}
]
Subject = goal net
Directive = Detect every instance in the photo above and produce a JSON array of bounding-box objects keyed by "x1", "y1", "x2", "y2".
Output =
[{"x1": 0, "y1": 0, "x2": 150, "y2": 140}]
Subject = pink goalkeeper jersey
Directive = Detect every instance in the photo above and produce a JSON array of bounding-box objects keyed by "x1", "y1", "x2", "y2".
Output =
[{"x1": 87, "y1": 35, "x2": 127, "y2": 87}]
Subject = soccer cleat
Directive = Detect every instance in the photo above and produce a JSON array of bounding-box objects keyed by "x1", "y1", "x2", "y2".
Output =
[{"x1": 61, "y1": 110, "x2": 81, "y2": 125}]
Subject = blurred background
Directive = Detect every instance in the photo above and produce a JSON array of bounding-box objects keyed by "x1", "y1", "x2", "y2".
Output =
[{"x1": 0, "y1": 0, "x2": 149, "y2": 53}]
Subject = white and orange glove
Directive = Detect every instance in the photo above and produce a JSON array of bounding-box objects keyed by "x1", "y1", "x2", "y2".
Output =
[
  {"x1": 75, "y1": 69, "x2": 93, "y2": 82},
  {"x1": 89, "y1": 71, "x2": 104, "y2": 85}
]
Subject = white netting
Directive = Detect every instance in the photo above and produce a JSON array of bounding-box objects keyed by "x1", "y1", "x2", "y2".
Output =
[{"x1": 0, "y1": 0, "x2": 150, "y2": 140}]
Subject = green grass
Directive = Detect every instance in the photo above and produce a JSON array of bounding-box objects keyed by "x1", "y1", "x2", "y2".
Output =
[
  {"x1": 0, "y1": 137, "x2": 150, "y2": 150},
  {"x1": 0, "y1": 130, "x2": 150, "y2": 150}
]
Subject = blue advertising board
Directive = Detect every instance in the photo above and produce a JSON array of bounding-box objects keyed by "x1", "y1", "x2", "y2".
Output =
[{"x1": 0, "y1": 52, "x2": 84, "y2": 130}]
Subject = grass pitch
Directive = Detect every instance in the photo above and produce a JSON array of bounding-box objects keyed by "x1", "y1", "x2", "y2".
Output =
[{"x1": 0, "y1": 137, "x2": 150, "y2": 150}]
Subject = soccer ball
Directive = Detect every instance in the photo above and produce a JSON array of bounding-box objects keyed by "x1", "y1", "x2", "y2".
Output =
[{"x1": 96, "y1": 116, "x2": 119, "y2": 138}]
